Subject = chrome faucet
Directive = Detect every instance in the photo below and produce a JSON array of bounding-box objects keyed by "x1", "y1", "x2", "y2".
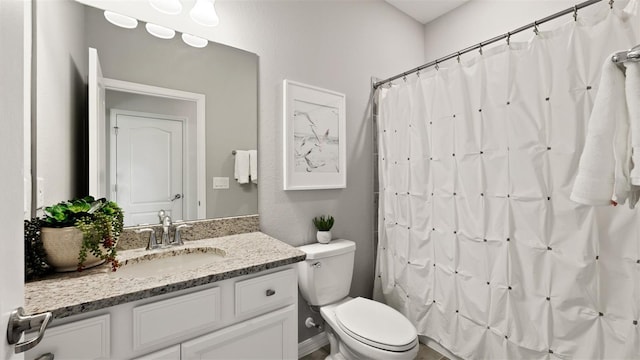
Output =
[
  {"x1": 136, "y1": 228, "x2": 160, "y2": 250},
  {"x1": 160, "y1": 213, "x2": 172, "y2": 246}
]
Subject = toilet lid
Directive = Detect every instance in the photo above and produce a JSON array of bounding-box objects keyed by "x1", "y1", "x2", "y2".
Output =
[{"x1": 335, "y1": 297, "x2": 417, "y2": 352}]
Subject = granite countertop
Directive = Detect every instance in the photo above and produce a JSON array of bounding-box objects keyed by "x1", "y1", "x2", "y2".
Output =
[{"x1": 25, "y1": 232, "x2": 306, "y2": 319}]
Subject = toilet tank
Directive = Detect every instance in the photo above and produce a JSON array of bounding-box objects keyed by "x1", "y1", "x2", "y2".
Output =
[{"x1": 297, "y1": 239, "x2": 356, "y2": 306}]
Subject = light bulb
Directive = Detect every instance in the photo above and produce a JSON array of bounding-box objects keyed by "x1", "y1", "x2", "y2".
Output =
[
  {"x1": 145, "y1": 23, "x2": 176, "y2": 39},
  {"x1": 181, "y1": 33, "x2": 208, "y2": 48},
  {"x1": 190, "y1": 0, "x2": 219, "y2": 27},
  {"x1": 149, "y1": 0, "x2": 182, "y2": 15},
  {"x1": 103, "y1": 11, "x2": 138, "y2": 29}
]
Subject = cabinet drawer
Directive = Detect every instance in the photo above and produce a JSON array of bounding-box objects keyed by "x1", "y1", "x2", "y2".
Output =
[
  {"x1": 235, "y1": 268, "x2": 296, "y2": 317},
  {"x1": 26, "y1": 314, "x2": 110, "y2": 360},
  {"x1": 133, "y1": 287, "x2": 220, "y2": 351}
]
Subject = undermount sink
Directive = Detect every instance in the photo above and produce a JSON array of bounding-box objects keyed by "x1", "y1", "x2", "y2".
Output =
[{"x1": 111, "y1": 248, "x2": 226, "y2": 278}]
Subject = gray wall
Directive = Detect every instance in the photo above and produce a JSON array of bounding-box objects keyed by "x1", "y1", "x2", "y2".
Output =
[
  {"x1": 85, "y1": 6, "x2": 258, "y2": 219},
  {"x1": 36, "y1": 0, "x2": 87, "y2": 206}
]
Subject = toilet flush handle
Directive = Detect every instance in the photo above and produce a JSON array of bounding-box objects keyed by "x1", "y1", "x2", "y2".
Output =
[{"x1": 311, "y1": 261, "x2": 321, "y2": 269}]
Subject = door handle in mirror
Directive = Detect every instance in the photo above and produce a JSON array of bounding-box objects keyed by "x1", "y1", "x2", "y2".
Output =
[
  {"x1": 6, "y1": 307, "x2": 52, "y2": 354},
  {"x1": 266, "y1": 289, "x2": 276, "y2": 296},
  {"x1": 170, "y1": 194, "x2": 182, "y2": 202}
]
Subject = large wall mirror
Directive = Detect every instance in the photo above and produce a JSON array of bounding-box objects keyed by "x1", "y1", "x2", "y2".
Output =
[{"x1": 34, "y1": 0, "x2": 258, "y2": 226}]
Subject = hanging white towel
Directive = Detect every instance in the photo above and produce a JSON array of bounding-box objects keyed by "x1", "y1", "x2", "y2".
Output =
[
  {"x1": 627, "y1": 63, "x2": 640, "y2": 185},
  {"x1": 248, "y1": 150, "x2": 258, "y2": 184},
  {"x1": 234, "y1": 150, "x2": 250, "y2": 184},
  {"x1": 570, "y1": 54, "x2": 631, "y2": 206}
]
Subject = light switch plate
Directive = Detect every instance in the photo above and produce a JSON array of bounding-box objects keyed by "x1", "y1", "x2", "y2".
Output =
[{"x1": 213, "y1": 177, "x2": 229, "y2": 189}]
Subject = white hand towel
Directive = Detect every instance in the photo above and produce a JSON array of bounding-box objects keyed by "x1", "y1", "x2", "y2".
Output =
[
  {"x1": 249, "y1": 150, "x2": 258, "y2": 184},
  {"x1": 234, "y1": 150, "x2": 250, "y2": 184},
  {"x1": 571, "y1": 54, "x2": 630, "y2": 206},
  {"x1": 627, "y1": 63, "x2": 640, "y2": 185}
]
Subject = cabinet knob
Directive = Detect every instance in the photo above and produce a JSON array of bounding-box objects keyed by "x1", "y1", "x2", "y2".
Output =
[{"x1": 266, "y1": 289, "x2": 276, "y2": 297}]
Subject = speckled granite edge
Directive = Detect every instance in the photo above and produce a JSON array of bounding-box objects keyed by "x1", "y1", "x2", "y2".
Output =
[
  {"x1": 24, "y1": 232, "x2": 306, "y2": 319},
  {"x1": 117, "y1": 215, "x2": 260, "y2": 250}
]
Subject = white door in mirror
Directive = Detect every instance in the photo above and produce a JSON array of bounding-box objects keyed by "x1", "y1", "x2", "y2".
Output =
[{"x1": 111, "y1": 111, "x2": 184, "y2": 226}]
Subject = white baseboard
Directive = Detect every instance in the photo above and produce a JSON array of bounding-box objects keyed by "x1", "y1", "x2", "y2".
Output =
[
  {"x1": 419, "y1": 335, "x2": 460, "y2": 360},
  {"x1": 298, "y1": 331, "x2": 329, "y2": 358}
]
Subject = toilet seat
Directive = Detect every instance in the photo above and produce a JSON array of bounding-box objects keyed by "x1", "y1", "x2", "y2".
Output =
[{"x1": 335, "y1": 297, "x2": 417, "y2": 352}]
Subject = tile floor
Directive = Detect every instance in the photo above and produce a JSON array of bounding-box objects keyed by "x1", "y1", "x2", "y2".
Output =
[{"x1": 300, "y1": 343, "x2": 449, "y2": 360}]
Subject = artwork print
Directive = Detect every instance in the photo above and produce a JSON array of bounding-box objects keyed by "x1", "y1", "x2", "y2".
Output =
[
  {"x1": 293, "y1": 100, "x2": 340, "y2": 173},
  {"x1": 283, "y1": 79, "x2": 346, "y2": 190}
]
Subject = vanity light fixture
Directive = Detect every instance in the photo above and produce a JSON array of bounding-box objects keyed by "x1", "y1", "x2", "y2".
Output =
[
  {"x1": 103, "y1": 11, "x2": 138, "y2": 29},
  {"x1": 190, "y1": 0, "x2": 219, "y2": 27},
  {"x1": 145, "y1": 23, "x2": 176, "y2": 39},
  {"x1": 149, "y1": 0, "x2": 183, "y2": 15},
  {"x1": 181, "y1": 33, "x2": 208, "y2": 48}
]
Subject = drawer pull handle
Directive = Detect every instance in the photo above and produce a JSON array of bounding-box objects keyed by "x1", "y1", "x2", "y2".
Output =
[{"x1": 266, "y1": 289, "x2": 276, "y2": 297}]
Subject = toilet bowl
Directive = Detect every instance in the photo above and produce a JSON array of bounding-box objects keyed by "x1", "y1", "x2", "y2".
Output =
[
  {"x1": 321, "y1": 297, "x2": 418, "y2": 360},
  {"x1": 297, "y1": 240, "x2": 418, "y2": 360}
]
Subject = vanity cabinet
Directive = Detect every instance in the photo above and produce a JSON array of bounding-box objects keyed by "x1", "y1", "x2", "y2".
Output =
[{"x1": 26, "y1": 266, "x2": 297, "y2": 360}]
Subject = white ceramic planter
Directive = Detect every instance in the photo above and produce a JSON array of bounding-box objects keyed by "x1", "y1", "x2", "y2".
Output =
[
  {"x1": 316, "y1": 231, "x2": 332, "y2": 244},
  {"x1": 41, "y1": 226, "x2": 105, "y2": 272}
]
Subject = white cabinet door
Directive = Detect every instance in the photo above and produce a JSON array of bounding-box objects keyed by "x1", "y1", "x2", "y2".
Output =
[
  {"x1": 134, "y1": 345, "x2": 181, "y2": 360},
  {"x1": 181, "y1": 305, "x2": 296, "y2": 360},
  {"x1": 25, "y1": 315, "x2": 110, "y2": 360}
]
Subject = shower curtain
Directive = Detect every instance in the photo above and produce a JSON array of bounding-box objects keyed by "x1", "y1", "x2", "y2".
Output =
[{"x1": 375, "y1": 3, "x2": 640, "y2": 359}]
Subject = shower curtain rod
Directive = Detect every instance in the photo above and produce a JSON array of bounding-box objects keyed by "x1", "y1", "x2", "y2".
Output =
[{"x1": 373, "y1": 0, "x2": 607, "y2": 89}]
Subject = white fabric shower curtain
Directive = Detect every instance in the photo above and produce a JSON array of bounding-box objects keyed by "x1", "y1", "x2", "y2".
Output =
[{"x1": 375, "y1": 3, "x2": 640, "y2": 359}]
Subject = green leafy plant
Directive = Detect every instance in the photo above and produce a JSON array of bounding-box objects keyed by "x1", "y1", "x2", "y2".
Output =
[
  {"x1": 42, "y1": 196, "x2": 124, "y2": 271},
  {"x1": 312, "y1": 215, "x2": 335, "y2": 231},
  {"x1": 24, "y1": 218, "x2": 51, "y2": 280}
]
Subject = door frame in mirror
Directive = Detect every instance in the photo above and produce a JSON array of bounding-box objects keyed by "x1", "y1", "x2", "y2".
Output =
[{"x1": 101, "y1": 78, "x2": 206, "y2": 220}]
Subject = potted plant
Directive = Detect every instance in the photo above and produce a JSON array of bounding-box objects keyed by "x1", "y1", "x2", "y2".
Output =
[
  {"x1": 40, "y1": 196, "x2": 123, "y2": 272},
  {"x1": 313, "y1": 215, "x2": 334, "y2": 244}
]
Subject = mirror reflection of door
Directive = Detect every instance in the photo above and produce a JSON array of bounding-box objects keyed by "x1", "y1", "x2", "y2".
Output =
[
  {"x1": 110, "y1": 110, "x2": 184, "y2": 226},
  {"x1": 88, "y1": 47, "x2": 107, "y2": 198}
]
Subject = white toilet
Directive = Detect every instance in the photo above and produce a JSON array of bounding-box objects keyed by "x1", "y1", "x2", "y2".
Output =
[{"x1": 297, "y1": 239, "x2": 418, "y2": 360}]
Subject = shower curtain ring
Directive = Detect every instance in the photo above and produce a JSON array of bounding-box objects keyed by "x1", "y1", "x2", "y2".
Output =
[
  {"x1": 457, "y1": 52, "x2": 461, "y2": 63},
  {"x1": 479, "y1": 44, "x2": 483, "y2": 56},
  {"x1": 533, "y1": 21, "x2": 539, "y2": 35},
  {"x1": 609, "y1": 0, "x2": 614, "y2": 9},
  {"x1": 573, "y1": 5, "x2": 578, "y2": 21},
  {"x1": 435, "y1": 60, "x2": 439, "y2": 71},
  {"x1": 403, "y1": 74, "x2": 407, "y2": 82},
  {"x1": 506, "y1": 32, "x2": 511, "y2": 46}
]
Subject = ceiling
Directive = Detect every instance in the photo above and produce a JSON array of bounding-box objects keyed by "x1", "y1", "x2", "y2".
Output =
[{"x1": 385, "y1": 0, "x2": 469, "y2": 24}]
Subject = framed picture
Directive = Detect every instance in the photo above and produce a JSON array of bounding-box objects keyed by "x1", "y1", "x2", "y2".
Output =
[{"x1": 283, "y1": 80, "x2": 346, "y2": 190}]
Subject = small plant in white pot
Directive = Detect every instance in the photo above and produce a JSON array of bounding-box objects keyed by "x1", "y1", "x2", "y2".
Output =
[{"x1": 313, "y1": 215, "x2": 334, "y2": 244}]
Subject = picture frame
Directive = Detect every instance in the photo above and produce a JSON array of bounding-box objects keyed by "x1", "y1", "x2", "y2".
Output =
[{"x1": 283, "y1": 80, "x2": 346, "y2": 190}]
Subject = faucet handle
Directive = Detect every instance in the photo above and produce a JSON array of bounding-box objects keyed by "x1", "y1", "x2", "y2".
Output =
[
  {"x1": 173, "y1": 224, "x2": 193, "y2": 246},
  {"x1": 136, "y1": 228, "x2": 159, "y2": 250}
]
